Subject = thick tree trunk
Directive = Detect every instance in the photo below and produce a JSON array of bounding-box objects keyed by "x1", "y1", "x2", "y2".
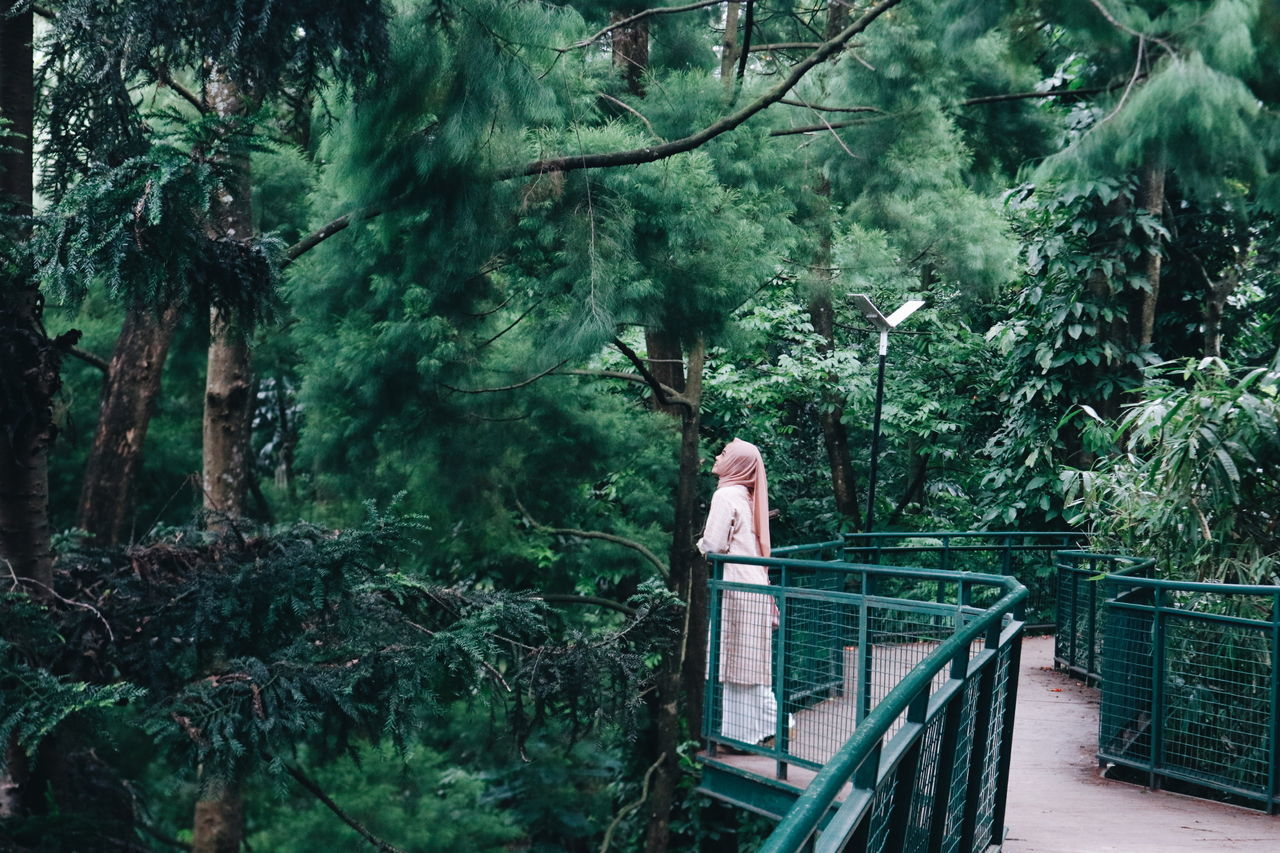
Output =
[
  {"x1": 644, "y1": 337, "x2": 705, "y2": 853},
  {"x1": 808, "y1": 291, "x2": 862, "y2": 526},
  {"x1": 1137, "y1": 161, "x2": 1165, "y2": 349},
  {"x1": 0, "y1": 2, "x2": 52, "y2": 590},
  {"x1": 193, "y1": 781, "x2": 244, "y2": 853},
  {"x1": 720, "y1": 2, "x2": 741, "y2": 85},
  {"x1": 200, "y1": 67, "x2": 255, "y2": 525},
  {"x1": 77, "y1": 304, "x2": 182, "y2": 545}
]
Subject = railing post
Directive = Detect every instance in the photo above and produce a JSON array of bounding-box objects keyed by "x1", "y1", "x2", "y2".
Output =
[
  {"x1": 990, "y1": 624, "x2": 1023, "y2": 843},
  {"x1": 940, "y1": 536, "x2": 951, "y2": 573},
  {"x1": 1000, "y1": 534, "x2": 1012, "y2": 576},
  {"x1": 1149, "y1": 585, "x2": 1166, "y2": 792},
  {"x1": 1268, "y1": 592, "x2": 1280, "y2": 814},
  {"x1": 857, "y1": 581, "x2": 872, "y2": 724},
  {"x1": 705, "y1": 557, "x2": 723, "y2": 754},
  {"x1": 1087, "y1": 557, "x2": 1099, "y2": 683},
  {"x1": 775, "y1": 567, "x2": 790, "y2": 781}
]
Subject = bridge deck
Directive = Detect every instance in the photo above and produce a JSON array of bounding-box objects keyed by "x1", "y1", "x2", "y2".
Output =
[{"x1": 702, "y1": 635, "x2": 1280, "y2": 849}]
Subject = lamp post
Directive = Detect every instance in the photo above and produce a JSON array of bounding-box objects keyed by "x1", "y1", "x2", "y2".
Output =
[{"x1": 851, "y1": 295, "x2": 925, "y2": 533}]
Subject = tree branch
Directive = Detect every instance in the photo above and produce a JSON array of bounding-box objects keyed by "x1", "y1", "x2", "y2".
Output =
[
  {"x1": 68, "y1": 346, "x2": 110, "y2": 375},
  {"x1": 283, "y1": 213, "x2": 353, "y2": 267},
  {"x1": 779, "y1": 98, "x2": 880, "y2": 113},
  {"x1": 748, "y1": 42, "x2": 822, "y2": 53},
  {"x1": 518, "y1": 499, "x2": 668, "y2": 577},
  {"x1": 960, "y1": 83, "x2": 1124, "y2": 106},
  {"x1": 611, "y1": 337, "x2": 696, "y2": 411},
  {"x1": 537, "y1": 593, "x2": 638, "y2": 616},
  {"x1": 285, "y1": 765, "x2": 408, "y2": 853},
  {"x1": 768, "y1": 117, "x2": 874, "y2": 136},
  {"x1": 503, "y1": 0, "x2": 904, "y2": 179},
  {"x1": 151, "y1": 66, "x2": 207, "y2": 114},
  {"x1": 439, "y1": 358, "x2": 571, "y2": 394},
  {"x1": 561, "y1": 0, "x2": 728, "y2": 51}
]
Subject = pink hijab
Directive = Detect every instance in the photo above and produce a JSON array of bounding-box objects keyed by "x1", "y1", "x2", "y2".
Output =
[{"x1": 712, "y1": 438, "x2": 771, "y2": 557}]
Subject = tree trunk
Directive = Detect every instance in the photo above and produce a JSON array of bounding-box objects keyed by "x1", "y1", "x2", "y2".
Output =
[
  {"x1": 0, "y1": 2, "x2": 53, "y2": 591},
  {"x1": 808, "y1": 293, "x2": 862, "y2": 526},
  {"x1": 720, "y1": 2, "x2": 741, "y2": 86},
  {"x1": 194, "y1": 63, "x2": 254, "y2": 853},
  {"x1": 644, "y1": 336, "x2": 705, "y2": 853},
  {"x1": 200, "y1": 66, "x2": 255, "y2": 525},
  {"x1": 77, "y1": 303, "x2": 182, "y2": 545},
  {"x1": 611, "y1": 11, "x2": 649, "y2": 97},
  {"x1": 1137, "y1": 161, "x2": 1165, "y2": 349},
  {"x1": 193, "y1": 781, "x2": 244, "y2": 853},
  {"x1": 1203, "y1": 269, "x2": 1237, "y2": 359}
]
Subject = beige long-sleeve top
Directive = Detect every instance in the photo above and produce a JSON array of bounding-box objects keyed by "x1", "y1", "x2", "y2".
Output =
[{"x1": 697, "y1": 485, "x2": 768, "y2": 584}]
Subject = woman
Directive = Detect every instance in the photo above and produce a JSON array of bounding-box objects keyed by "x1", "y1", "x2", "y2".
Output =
[{"x1": 697, "y1": 438, "x2": 778, "y2": 747}]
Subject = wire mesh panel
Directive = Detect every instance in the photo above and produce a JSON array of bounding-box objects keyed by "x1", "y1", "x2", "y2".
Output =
[
  {"x1": 1054, "y1": 552, "x2": 1154, "y2": 682},
  {"x1": 1098, "y1": 579, "x2": 1280, "y2": 811},
  {"x1": 1162, "y1": 611, "x2": 1273, "y2": 796}
]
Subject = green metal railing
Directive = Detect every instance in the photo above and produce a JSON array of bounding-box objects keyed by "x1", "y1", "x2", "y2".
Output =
[
  {"x1": 1097, "y1": 575, "x2": 1280, "y2": 813},
  {"x1": 1052, "y1": 551, "x2": 1154, "y2": 683},
  {"x1": 776, "y1": 531, "x2": 1083, "y2": 628},
  {"x1": 702, "y1": 552, "x2": 1027, "y2": 850}
]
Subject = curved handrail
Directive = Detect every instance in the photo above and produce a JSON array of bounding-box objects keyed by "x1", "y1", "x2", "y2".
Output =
[{"x1": 757, "y1": 573, "x2": 1028, "y2": 851}]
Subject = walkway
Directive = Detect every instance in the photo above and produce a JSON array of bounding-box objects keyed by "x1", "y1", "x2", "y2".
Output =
[{"x1": 1004, "y1": 635, "x2": 1280, "y2": 852}]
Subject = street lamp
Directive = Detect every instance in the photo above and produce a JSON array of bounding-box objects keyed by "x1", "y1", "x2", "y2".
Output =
[{"x1": 851, "y1": 294, "x2": 925, "y2": 533}]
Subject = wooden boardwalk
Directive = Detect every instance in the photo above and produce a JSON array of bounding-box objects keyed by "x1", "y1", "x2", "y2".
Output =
[
  {"x1": 1004, "y1": 634, "x2": 1280, "y2": 852},
  {"x1": 704, "y1": 635, "x2": 1280, "y2": 850}
]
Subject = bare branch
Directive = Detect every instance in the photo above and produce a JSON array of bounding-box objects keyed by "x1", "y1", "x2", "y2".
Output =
[
  {"x1": 597, "y1": 93, "x2": 664, "y2": 141},
  {"x1": 504, "y1": 0, "x2": 905, "y2": 179},
  {"x1": 537, "y1": 593, "x2": 638, "y2": 616},
  {"x1": 476, "y1": 300, "x2": 541, "y2": 351},
  {"x1": 69, "y1": 346, "x2": 110, "y2": 375},
  {"x1": 779, "y1": 98, "x2": 880, "y2": 113},
  {"x1": 1088, "y1": 0, "x2": 1176, "y2": 55},
  {"x1": 768, "y1": 117, "x2": 874, "y2": 136},
  {"x1": 611, "y1": 337, "x2": 697, "y2": 411},
  {"x1": 748, "y1": 42, "x2": 822, "y2": 53},
  {"x1": 283, "y1": 213, "x2": 353, "y2": 267},
  {"x1": 32, "y1": 4, "x2": 56, "y2": 20},
  {"x1": 439, "y1": 358, "x2": 571, "y2": 394},
  {"x1": 599, "y1": 755, "x2": 664, "y2": 853},
  {"x1": 960, "y1": 83, "x2": 1125, "y2": 106},
  {"x1": 149, "y1": 66, "x2": 207, "y2": 114},
  {"x1": 285, "y1": 765, "x2": 408, "y2": 853},
  {"x1": 517, "y1": 499, "x2": 668, "y2": 577},
  {"x1": 561, "y1": 0, "x2": 727, "y2": 51}
]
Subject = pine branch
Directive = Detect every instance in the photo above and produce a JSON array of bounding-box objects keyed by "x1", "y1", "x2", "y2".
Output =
[
  {"x1": 285, "y1": 765, "x2": 408, "y2": 853},
  {"x1": 960, "y1": 83, "x2": 1127, "y2": 106},
  {"x1": 503, "y1": 0, "x2": 904, "y2": 178}
]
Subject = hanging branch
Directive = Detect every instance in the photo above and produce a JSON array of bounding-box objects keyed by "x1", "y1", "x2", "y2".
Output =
[{"x1": 503, "y1": 0, "x2": 904, "y2": 178}]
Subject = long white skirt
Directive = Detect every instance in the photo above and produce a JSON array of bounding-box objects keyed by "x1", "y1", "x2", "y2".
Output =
[{"x1": 720, "y1": 683, "x2": 777, "y2": 744}]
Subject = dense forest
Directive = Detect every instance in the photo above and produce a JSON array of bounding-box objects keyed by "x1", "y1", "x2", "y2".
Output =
[{"x1": 1, "y1": 0, "x2": 1277, "y2": 850}]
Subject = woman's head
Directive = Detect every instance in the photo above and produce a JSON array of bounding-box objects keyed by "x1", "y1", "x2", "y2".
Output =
[
  {"x1": 712, "y1": 438, "x2": 771, "y2": 556},
  {"x1": 712, "y1": 438, "x2": 764, "y2": 485}
]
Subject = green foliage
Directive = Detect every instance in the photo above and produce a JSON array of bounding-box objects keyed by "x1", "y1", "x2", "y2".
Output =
[
  {"x1": 1064, "y1": 356, "x2": 1280, "y2": 582},
  {"x1": 245, "y1": 743, "x2": 523, "y2": 852}
]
